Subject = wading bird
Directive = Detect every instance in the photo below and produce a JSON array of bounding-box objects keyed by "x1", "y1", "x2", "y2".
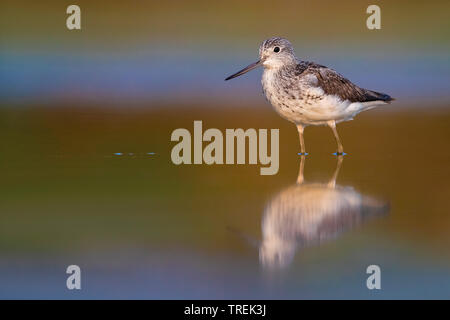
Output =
[{"x1": 225, "y1": 37, "x2": 394, "y2": 155}]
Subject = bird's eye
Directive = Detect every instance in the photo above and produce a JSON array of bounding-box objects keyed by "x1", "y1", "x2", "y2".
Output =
[{"x1": 273, "y1": 47, "x2": 280, "y2": 53}]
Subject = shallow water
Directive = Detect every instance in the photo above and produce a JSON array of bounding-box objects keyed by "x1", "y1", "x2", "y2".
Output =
[{"x1": 0, "y1": 105, "x2": 449, "y2": 299}]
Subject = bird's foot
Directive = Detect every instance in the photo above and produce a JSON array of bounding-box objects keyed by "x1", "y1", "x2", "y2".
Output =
[
  {"x1": 333, "y1": 152, "x2": 347, "y2": 156},
  {"x1": 297, "y1": 152, "x2": 309, "y2": 156}
]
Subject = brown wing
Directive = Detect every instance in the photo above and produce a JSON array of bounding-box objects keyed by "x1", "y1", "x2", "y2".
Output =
[{"x1": 300, "y1": 62, "x2": 393, "y2": 103}]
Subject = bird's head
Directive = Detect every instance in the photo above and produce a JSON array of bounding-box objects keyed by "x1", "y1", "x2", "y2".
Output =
[
  {"x1": 225, "y1": 37, "x2": 297, "y2": 81},
  {"x1": 259, "y1": 37, "x2": 297, "y2": 69}
]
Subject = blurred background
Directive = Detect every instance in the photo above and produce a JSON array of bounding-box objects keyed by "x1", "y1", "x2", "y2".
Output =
[
  {"x1": 1, "y1": 0, "x2": 449, "y2": 106},
  {"x1": 0, "y1": 0, "x2": 449, "y2": 299}
]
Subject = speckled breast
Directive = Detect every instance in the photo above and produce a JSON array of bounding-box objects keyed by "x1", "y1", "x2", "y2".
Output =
[
  {"x1": 261, "y1": 69, "x2": 347, "y2": 125},
  {"x1": 261, "y1": 69, "x2": 317, "y2": 124}
]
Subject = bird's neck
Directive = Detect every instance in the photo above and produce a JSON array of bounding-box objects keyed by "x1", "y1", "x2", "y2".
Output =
[
  {"x1": 263, "y1": 63, "x2": 296, "y2": 77},
  {"x1": 263, "y1": 58, "x2": 298, "y2": 73}
]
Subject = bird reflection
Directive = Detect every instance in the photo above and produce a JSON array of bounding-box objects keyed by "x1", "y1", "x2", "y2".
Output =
[{"x1": 259, "y1": 156, "x2": 389, "y2": 269}]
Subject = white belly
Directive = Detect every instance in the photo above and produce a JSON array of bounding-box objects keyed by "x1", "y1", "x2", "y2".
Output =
[{"x1": 261, "y1": 70, "x2": 373, "y2": 126}]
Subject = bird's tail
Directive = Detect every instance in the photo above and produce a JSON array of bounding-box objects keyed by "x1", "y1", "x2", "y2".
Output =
[{"x1": 364, "y1": 89, "x2": 395, "y2": 103}]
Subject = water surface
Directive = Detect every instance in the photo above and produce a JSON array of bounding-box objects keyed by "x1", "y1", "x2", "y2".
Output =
[{"x1": 0, "y1": 105, "x2": 449, "y2": 299}]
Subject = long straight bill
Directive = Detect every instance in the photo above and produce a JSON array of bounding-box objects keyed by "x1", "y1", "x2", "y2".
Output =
[{"x1": 225, "y1": 60, "x2": 261, "y2": 80}]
